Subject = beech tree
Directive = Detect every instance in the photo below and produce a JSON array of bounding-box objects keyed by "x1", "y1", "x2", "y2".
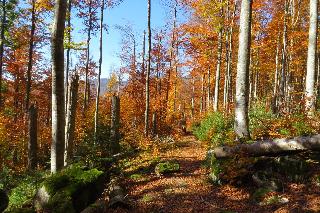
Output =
[
  {"x1": 25, "y1": 0, "x2": 36, "y2": 111},
  {"x1": 144, "y1": 0, "x2": 151, "y2": 136},
  {"x1": 94, "y1": 0, "x2": 105, "y2": 140},
  {"x1": 51, "y1": 0, "x2": 67, "y2": 173},
  {"x1": 305, "y1": 0, "x2": 318, "y2": 116},
  {"x1": 234, "y1": 0, "x2": 252, "y2": 141}
]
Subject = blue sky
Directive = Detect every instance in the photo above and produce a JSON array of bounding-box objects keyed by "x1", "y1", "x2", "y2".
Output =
[{"x1": 81, "y1": 0, "x2": 176, "y2": 78}]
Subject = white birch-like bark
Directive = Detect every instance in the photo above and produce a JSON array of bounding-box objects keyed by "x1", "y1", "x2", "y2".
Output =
[
  {"x1": 234, "y1": 0, "x2": 252, "y2": 141},
  {"x1": 214, "y1": 28, "x2": 223, "y2": 112},
  {"x1": 305, "y1": 0, "x2": 318, "y2": 115}
]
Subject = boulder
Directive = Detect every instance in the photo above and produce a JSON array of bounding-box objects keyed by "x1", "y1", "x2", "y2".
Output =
[{"x1": 34, "y1": 165, "x2": 107, "y2": 213}]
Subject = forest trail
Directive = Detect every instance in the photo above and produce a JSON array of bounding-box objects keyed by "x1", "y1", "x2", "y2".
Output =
[
  {"x1": 108, "y1": 136, "x2": 251, "y2": 212},
  {"x1": 108, "y1": 135, "x2": 320, "y2": 213}
]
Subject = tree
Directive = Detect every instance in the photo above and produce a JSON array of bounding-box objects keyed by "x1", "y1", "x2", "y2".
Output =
[
  {"x1": 25, "y1": 0, "x2": 36, "y2": 111},
  {"x1": 28, "y1": 104, "x2": 37, "y2": 170},
  {"x1": 144, "y1": 0, "x2": 151, "y2": 136},
  {"x1": 94, "y1": 0, "x2": 105, "y2": 141},
  {"x1": 234, "y1": 0, "x2": 252, "y2": 141},
  {"x1": 51, "y1": 0, "x2": 67, "y2": 173},
  {"x1": 65, "y1": 74, "x2": 79, "y2": 166},
  {"x1": 0, "y1": 0, "x2": 6, "y2": 109},
  {"x1": 305, "y1": 0, "x2": 318, "y2": 116},
  {"x1": 213, "y1": 2, "x2": 223, "y2": 112},
  {"x1": 0, "y1": 0, "x2": 18, "y2": 109}
]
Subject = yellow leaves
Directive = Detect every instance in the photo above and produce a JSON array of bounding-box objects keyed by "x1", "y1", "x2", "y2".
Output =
[{"x1": 35, "y1": 0, "x2": 54, "y2": 12}]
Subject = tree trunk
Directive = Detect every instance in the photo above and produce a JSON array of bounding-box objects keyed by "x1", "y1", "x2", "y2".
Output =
[
  {"x1": 166, "y1": 6, "x2": 177, "y2": 108},
  {"x1": 207, "y1": 67, "x2": 211, "y2": 110},
  {"x1": 0, "y1": 0, "x2": 6, "y2": 109},
  {"x1": 111, "y1": 95, "x2": 120, "y2": 154},
  {"x1": 65, "y1": 0, "x2": 72, "y2": 110},
  {"x1": 94, "y1": 0, "x2": 105, "y2": 141},
  {"x1": 224, "y1": 2, "x2": 236, "y2": 112},
  {"x1": 26, "y1": 0, "x2": 36, "y2": 112},
  {"x1": 28, "y1": 104, "x2": 37, "y2": 170},
  {"x1": 191, "y1": 76, "x2": 195, "y2": 118},
  {"x1": 211, "y1": 134, "x2": 320, "y2": 159},
  {"x1": 272, "y1": 33, "x2": 281, "y2": 114},
  {"x1": 51, "y1": 0, "x2": 67, "y2": 173},
  {"x1": 173, "y1": 46, "x2": 179, "y2": 112},
  {"x1": 234, "y1": 0, "x2": 252, "y2": 141},
  {"x1": 141, "y1": 30, "x2": 146, "y2": 82},
  {"x1": 200, "y1": 73, "x2": 205, "y2": 113},
  {"x1": 214, "y1": 28, "x2": 223, "y2": 112},
  {"x1": 280, "y1": 0, "x2": 288, "y2": 113},
  {"x1": 305, "y1": 0, "x2": 318, "y2": 116},
  {"x1": 152, "y1": 112, "x2": 157, "y2": 136},
  {"x1": 64, "y1": 74, "x2": 79, "y2": 166},
  {"x1": 84, "y1": 0, "x2": 93, "y2": 114},
  {"x1": 144, "y1": 0, "x2": 151, "y2": 136}
]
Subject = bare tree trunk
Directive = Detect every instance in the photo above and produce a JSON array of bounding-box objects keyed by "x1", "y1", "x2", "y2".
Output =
[
  {"x1": 305, "y1": 0, "x2": 318, "y2": 116},
  {"x1": 51, "y1": 0, "x2": 67, "y2": 173},
  {"x1": 152, "y1": 112, "x2": 157, "y2": 136},
  {"x1": 167, "y1": 6, "x2": 177, "y2": 107},
  {"x1": 144, "y1": 0, "x2": 151, "y2": 136},
  {"x1": 272, "y1": 33, "x2": 281, "y2": 114},
  {"x1": 173, "y1": 46, "x2": 179, "y2": 112},
  {"x1": 94, "y1": 0, "x2": 105, "y2": 141},
  {"x1": 84, "y1": 0, "x2": 93, "y2": 114},
  {"x1": 214, "y1": 28, "x2": 223, "y2": 112},
  {"x1": 65, "y1": 0, "x2": 72, "y2": 110},
  {"x1": 191, "y1": 76, "x2": 195, "y2": 118},
  {"x1": 141, "y1": 30, "x2": 146, "y2": 81},
  {"x1": 200, "y1": 73, "x2": 205, "y2": 113},
  {"x1": 207, "y1": 67, "x2": 211, "y2": 110},
  {"x1": 280, "y1": 0, "x2": 288, "y2": 113},
  {"x1": 28, "y1": 104, "x2": 37, "y2": 170},
  {"x1": 111, "y1": 95, "x2": 120, "y2": 154},
  {"x1": 64, "y1": 74, "x2": 79, "y2": 166},
  {"x1": 234, "y1": 0, "x2": 252, "y2": 141},
  {"x1": 0, "y1": 0, "x2": 6, "y2": 109},
  {"x1": 317, "y1": 53, "x2": 320, "y2": 103},
  {"x1": 26, "y1": 0, "x2": 36, "y2": 111},
  {"x1": 224, "y1": 2, "x2": 236, "y2": 112}
]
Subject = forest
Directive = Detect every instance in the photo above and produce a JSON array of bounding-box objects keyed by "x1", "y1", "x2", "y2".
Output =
[{"x1": 1, "y1": 0, "x2": 320, "y2": 212}]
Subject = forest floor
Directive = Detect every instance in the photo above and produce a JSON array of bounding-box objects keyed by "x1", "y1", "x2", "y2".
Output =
[{"x1": 108, "y1": 135, "x2": 320, "y2": 213}]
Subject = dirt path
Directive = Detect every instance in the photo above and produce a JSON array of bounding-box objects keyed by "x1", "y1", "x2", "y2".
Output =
[{"x1": 109, "y1": 136, "x2": 320, "y2": 213}]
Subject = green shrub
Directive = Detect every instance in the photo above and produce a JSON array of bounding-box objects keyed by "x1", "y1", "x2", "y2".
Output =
[
  {"x1": 292, "y1": 120, "x2": 315, "y2": 136},
  {"x1": 192, "y1": 112, "x2": 234, "y2": 146},
  {"x1": 249, "y1": 102, "x2": 274, "y2": 134},
  {"x1": 6, "y1": 173, "x2": 44, "y2": 212}
]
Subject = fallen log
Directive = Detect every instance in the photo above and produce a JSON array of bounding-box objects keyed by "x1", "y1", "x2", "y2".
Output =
[{"x1": 210, "y1": 134, "x2": 320, "y2": 159}]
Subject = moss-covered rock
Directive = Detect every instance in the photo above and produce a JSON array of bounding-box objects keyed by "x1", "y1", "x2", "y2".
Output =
[
  {"x1": 155, "y1": 161, "x2": 180, "y2": 176},
  {"x1": 5, "y1": 176, "x2": 40, "y2": 212},
  {"x1": 34, "y1": 164, "x2": 107, "y2": 213}
]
